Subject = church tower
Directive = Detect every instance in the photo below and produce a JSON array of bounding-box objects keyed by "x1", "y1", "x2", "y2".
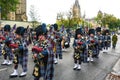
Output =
[{"x1": 72, "y1": 0, "x2": 81, "y2": 18}]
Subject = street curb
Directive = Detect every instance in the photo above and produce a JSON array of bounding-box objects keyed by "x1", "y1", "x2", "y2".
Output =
[
  {"x1": 112, "y1": 58, "x2": 120, "y2": 72},
  {"x1": 105, "y1": 58, "x2": 120, "y2": 80}
]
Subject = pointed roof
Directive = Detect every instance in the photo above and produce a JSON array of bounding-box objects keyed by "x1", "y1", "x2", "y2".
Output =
[{"x1": 74, "y1": 0, "x2": 80, "y2": 9}]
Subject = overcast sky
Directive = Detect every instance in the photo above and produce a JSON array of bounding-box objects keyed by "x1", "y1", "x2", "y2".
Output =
[{"x1": 27, "y1": 0, "x2": 120, "y2": 24}]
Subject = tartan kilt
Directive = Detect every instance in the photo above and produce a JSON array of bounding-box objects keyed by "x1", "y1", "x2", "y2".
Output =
[
  {"x1": 45, "y1": 50, "x2": 54, "y2": 80},
  {"x1": 5, "y1": 47, "x2": 13, "y2": 60},
  {"x1": 98, "y1": 43, "x2": 102, "y2": 50},
  {"x1": 92, "y1": 49, "x2": 97, "y2": 57},
  {"x1": 73, "y1": 49, "x2": 88, "y2": 63},
  {"x1": 18, "y1": 53, "x2": 28, "y2": 64},
  {"x1": 18, "y1": 52, "x2": 28, "y2": 72},
  {"x1": 56, "y1": 45, "x2": 62, "y2": 59}
]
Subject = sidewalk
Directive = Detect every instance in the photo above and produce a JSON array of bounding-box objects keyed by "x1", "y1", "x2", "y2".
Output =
[
  {"x1": 105, "y1": 58, "x2": 120, "y2": 80},
  {"x1": 105, "y1": 35, "x2": 120, "y2": 80}
]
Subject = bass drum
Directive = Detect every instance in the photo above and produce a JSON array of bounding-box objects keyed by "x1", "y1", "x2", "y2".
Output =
[{"x1": 64, "y1": 41, "x2": 70, "y2": 48}]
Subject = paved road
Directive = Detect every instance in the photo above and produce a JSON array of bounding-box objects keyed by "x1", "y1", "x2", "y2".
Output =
[{"x1": 0, "y1": 36, "x2": 120, "y2": 80}]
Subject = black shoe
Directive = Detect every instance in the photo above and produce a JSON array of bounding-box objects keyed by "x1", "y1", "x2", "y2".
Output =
[
  {"x1": 9, "y1": 75, "x2": 18, "y2": 78},
  {"x1": 19, "y1": 74, "x2": 26, "y2": 77},
  {"x1": 77, "y1": 68, "x2": 81, "y2": 71},
  {"x1": 73, "y1": 67, "x2": 77, "y2": 70}
]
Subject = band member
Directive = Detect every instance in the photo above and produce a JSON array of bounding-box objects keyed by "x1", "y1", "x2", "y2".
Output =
[
  {"x1": 32, "y1": 23, "x2": 54, "y2": 80},
  {"x1": 73, "y1": 28, "x2": 86, "y2": 70},
  {"x1": 103, "y1": 29, "x2": 111, "y2": 53},
  {"x1": 2, "y1": 24, "x2": 13, "y2": 65},
  {"x1": 53, "y1": 24, "x2": 62, "y2": 64},
  {"x1": 96, "y1": 27, "x2": 103, "y2": 56},
  {"x1": 112, "y1": 33, "x2": 118, "y2": 49},
  {"x1": 60, "y1": 25, "x2": 68, "y2": 50},
  {"x1": 87, "y1": 29, "x2": 98, "y2": 62},
  {"x1": 10, "y1": 26, "x2": 28, "y2": 77}
]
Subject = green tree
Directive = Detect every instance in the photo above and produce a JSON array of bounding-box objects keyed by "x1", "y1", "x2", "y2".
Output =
[
  {"x1": 0, "y1": 0, "x2": 19, "y2": 19},
  {"x1": 117, "y1": 19, "x2": 120, "y2": 29},
  {"x1": 95, "y1": 10, "x2": 103, "y2": 26},
  {"x1": 102, "y1": 13, "x2": 118, "y2": 30},
  {"x1": 95, "y1": 11, "x2": 119, "y2": 30}
]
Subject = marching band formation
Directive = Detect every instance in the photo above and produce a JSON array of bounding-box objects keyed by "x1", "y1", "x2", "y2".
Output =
[{"x1": 0, "y1": 23, "x2": 116, "y2": 80}]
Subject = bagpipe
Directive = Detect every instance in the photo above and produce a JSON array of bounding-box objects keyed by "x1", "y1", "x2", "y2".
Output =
[
  {"x1": 88, "y1": 40, "x2": 96, "y2": 57},
  {"x1": 1, "y1": 37, "x2": 12, "y2": 55},
  {"x1": 74, "y1": 41, "x2": 84, "y2": 60},
  {"x1": 32, "y1": 45, "x2": 44, "y2": 62},
  {"x1": 9, "y1": 40, "x2": 24, "y2": 55},
  {"x1": 9, "y1": 43, "x2": 19, "y2": 64},
  {"x1": 0, "y1": 36, "x2": 6, "y2": 41},
  {"x1": 75, "y1": 41, "x2": 84, "y2": 54},
  {"x1": 88, "y1": 40, "x2": 96, "y2": 49},
  {"x1": 9, "y1": 43, "x2": 19, "y2": 54},
  {"x1": 32, "y1": 46, "x2": 44, "y2": 78}
]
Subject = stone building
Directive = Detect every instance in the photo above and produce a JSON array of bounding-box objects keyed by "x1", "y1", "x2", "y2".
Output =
[{"x1": 0, "y1": 0, "x2": 27, "y2": 21}]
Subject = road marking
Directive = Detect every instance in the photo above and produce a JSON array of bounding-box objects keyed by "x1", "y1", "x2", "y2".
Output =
[{"x1": 0, "y1": 68, "x2": 7, "y2": 72}]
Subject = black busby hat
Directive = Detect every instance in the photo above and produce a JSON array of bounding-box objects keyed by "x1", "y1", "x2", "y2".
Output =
[
  {"x1": 35, "y1": 25, "x2": 41, "y2": 36},
  {"x1": 75, "y1": 28, "x2": 83, "y2": 39},
  {"x1": 89, "y1": 29, "x2": 95, "y2": 35},
  {"x1": 4, "y1": 24, "x2": 11, "y2": 32},
  {"x1": 75, "y1": 28, "x2": 83, "y2": 35},
  {"x1": 53, "y1": 23, "x2": 58, "y2": 31},
  {"x1": 15, "y1": 26, "x2": 25, "y2": 36},
  {"x1": 35, "y1": 23, "x2": 47, "y2": 39},
  {"x1": 96, "y1": 27, "x2": 101, "y2": 32},
  {"x1": 105, "y1": 29, "x2": 110, "y2": 34}
]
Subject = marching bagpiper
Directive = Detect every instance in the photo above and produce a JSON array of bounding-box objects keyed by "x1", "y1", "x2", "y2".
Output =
[
  {"x1": 32, "y1": 23, "x2": 54, "y2": 80},
  {"x1": 10, "y1": 26, "x2": 28, "y2": 77},
  {"x1": 87, "y1": 29, "x2": 98, "y2": 62},
  {"x1": 60, "y1": 25, "x2": 69, "y2": 50},
  {"x1": 53, "y1": 24, "x2": 62, "y2": 64},
  {"x1": 103, "y1": 29, "x2": 111, "y2": 53},
  {"x1": 1, "y1": 24, "x2": 13, "y2": 65},
  {"x1": 96, "y1": 27, "x2": 104, "y2": 56},
  {"x1": 73, "y1": 28, "x2": 87, "y2": 70}
]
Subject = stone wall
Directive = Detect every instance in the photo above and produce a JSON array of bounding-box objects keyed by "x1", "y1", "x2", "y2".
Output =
[{"x1": 0, "y1": 20, "x2": 31, "y2": 28}]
